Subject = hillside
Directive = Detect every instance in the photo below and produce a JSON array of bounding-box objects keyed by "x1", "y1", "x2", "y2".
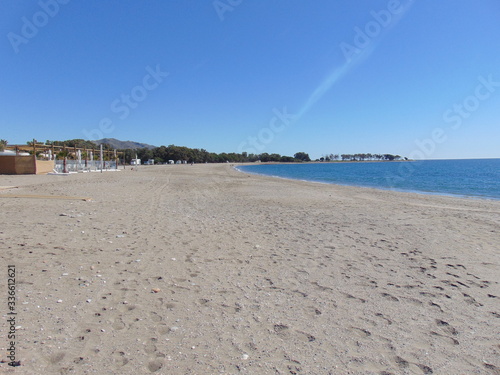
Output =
[{"x1": 93, "y1": 138, "x2": 156, "y2": 150}]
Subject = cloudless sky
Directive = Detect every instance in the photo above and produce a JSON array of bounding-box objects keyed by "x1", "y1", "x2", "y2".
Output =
[{"x1": 1, "y1": 0, "x2": 499, "y2": 159}]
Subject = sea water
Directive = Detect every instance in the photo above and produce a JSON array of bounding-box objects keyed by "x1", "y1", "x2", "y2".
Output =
[{"x1": 237, "y1": 159, "x2": 500, "y2": 200}]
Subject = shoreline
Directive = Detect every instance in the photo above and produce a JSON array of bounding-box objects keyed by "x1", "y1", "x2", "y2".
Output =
[
  {"x1": 1, "y1": 164, "x2": 499, "y2": 374},
  {"x1": 236, "y1": 166, "x2": 500, "y2": 202},
  {"x1": 235, "y1": 161, "x2": 500, "y2": 201}
]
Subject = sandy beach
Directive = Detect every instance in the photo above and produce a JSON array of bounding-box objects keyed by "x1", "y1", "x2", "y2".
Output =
[{"x1": 1, "y1": 164, "x2": 499, "y2": 374}]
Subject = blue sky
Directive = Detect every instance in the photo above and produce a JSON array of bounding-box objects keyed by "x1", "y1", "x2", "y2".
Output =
[{"x1": 1, "y1": 1, "x2": 499, "y2": 159}]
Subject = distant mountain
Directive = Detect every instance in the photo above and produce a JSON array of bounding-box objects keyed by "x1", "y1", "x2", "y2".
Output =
[{"x1": 94, "y1": 138, "x2": 156, "y2": 150}]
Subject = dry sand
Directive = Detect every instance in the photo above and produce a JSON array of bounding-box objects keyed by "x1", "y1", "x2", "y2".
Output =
[{"x1": 0, "y1": 164, "x2": 499, "y2": 375}]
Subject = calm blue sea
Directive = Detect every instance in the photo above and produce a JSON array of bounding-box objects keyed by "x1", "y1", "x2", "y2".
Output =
[{"x1": 237, "y1": 159, "x2": 500, "y2": 200}]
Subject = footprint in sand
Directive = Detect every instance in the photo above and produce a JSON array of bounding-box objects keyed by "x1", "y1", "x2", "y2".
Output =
[
  {"x1": 428, "y1": 301, "x2": 443, "y2": 312},
  {"x1": 112, "y1": 351, "x2": 129, "y2": 367},
  {"x1": 462, "y1": 292, "x2": 483, "y2": 307},
  {"x1": 430, "y1": 331, "x2": 459, "y2": 345},
  {"x1": 381, "y1": 292, "x2": 399, "y2": 302},
  {"x1": 483, "y1": 363, "x2": 500, "y2": 373},
  {"x1": 147, "y1": 359, "x2": 164, "y2": 372},
  {"x1": 48, "y1": 351, "x2": 66, "y2": 364},
  {"x1": 112, "y1": 318, "x2": 126, "y2": 330},
  {"x1": 394, "y1": 355, "x2": 409, "y2": 369},
  {"x1": 156, "y1": 324, "x2": 170, "y2": 335},
  {"x1": 296, "y1": 330, "x2": 316, "y2": 342},
  {"x1": 435, "y1": 319, "x2": 458, "y2": 336},
  {"x1": 273, "y1": 324, "x2": 289, "y2": 335},
  {"x1": 374, "y1": 312, "x2": 392, "y2": 325},
  {"x1": 150, "y1": 311, "x2": 163, "y2": 322},
  {"x1": 416, "y1": 363, "x2": 434, "y2": 374},
  {"x1": 144, "y1": 340, "x2": 157, "y2": 354},
  {"x1": 350, "y1": 327, "x2": 371, "y2": 338}
]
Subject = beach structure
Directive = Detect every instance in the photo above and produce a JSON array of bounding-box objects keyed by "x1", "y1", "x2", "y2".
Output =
[
  {"x1": 131, "y1": 153, "x2": 141, "y2": 166},
  {"x1": 0, "y1": 140, "x2": 122, "y2": 175},
  {"x1": 0, "y1": 149, "x2": 54, "y2": 175}
]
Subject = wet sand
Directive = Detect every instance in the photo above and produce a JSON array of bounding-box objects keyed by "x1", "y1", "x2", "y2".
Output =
[{"x1": 1, "y1": 164, "x2": 499, "y2": 374}]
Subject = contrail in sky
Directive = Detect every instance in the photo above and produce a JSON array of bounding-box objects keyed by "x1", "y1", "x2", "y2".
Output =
[{"x1": 296, "y1": 0, "x2": 415, "y2": 120}]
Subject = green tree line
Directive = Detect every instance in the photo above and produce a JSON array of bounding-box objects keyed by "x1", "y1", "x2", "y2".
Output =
[
  {"x1": 127, "y1": 145, "x2": 311, "y2": 164},
  {"x1": 44, "y1": 139, "x2": 114, "y2": 150},
  {"x1": 320, "y1": 153, "x2": 405, "y2": 162},
  {"x1": 35, "y1": 139, "x2": 309, "y2": 164},
  {"x1": 12, "y1": 138, "x2": 405, "y2": 164}
]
